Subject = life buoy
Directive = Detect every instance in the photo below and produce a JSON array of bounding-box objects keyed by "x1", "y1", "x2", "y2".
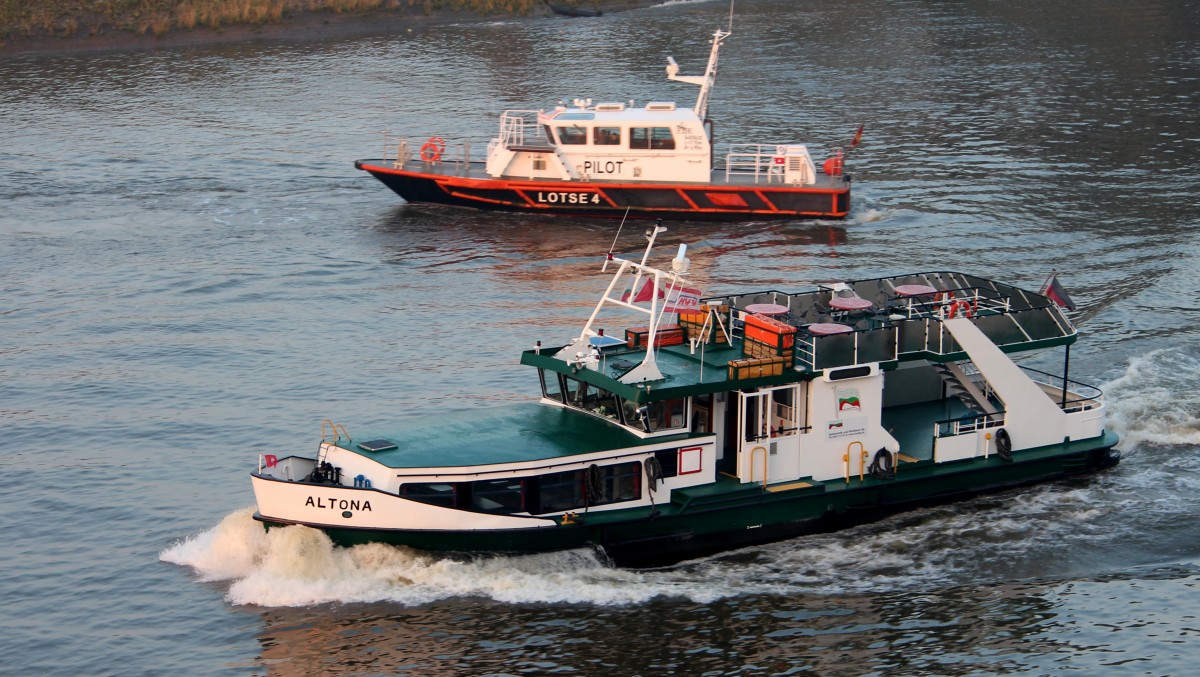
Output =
[
  {"x1": 867, "y1": 448, "x2": 894, "y2": 480},
  {"x1": 995, "y1": 428, "x2": 1012, "y2": 462},
  {"x1": 947, "y1": 300, "x2": 973, "y2": 318},
  {"x1": 419, "y1": 136, "x2": 445, "y2": 162},
  {"x1": 823, "y1": 155, "x2": 843, "y2": 176}
]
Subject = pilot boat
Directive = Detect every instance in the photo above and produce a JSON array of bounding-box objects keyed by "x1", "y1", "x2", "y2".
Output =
[
  {"x1": 354, "y1": 24, "x2": 854, "y2": 221},
  {"x1": 251, "y1": 227, "x2": 1119, "y2": 567}
]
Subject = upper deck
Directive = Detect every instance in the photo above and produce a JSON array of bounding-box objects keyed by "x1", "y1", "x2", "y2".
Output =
[{"x1": 520, "y1": 271, "x2": 1076, "y2": 404}]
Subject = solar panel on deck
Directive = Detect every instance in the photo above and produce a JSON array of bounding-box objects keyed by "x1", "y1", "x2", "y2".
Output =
[
  {"x1": 589, "y1": 335, "x2": 626, "y2": 349},
  {"x1": 358, "y1": 439, "x2": 398, "y2": 452}
]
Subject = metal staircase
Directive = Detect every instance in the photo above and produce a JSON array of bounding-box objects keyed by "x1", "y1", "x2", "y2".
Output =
[{"x1": 932, "y1": 361, "x2": 999, "y2": 415}]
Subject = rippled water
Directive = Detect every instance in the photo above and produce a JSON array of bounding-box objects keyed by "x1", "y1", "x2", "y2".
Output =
[{"x1": 3, "y1": 0, "x2": 1199, "y2": 674}]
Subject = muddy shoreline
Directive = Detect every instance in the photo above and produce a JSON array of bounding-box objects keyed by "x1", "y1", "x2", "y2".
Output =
[{"x1": 0, "y1": 1, "x2": 650, "y2": 57}]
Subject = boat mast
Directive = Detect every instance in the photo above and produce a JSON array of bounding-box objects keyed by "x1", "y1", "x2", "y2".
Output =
[
  {"x1": 554, "y1": 224, "x2": 693, "y2": 385},
  {"x1": 666, "y1": 26, "x2": 731, "y2": 121}
]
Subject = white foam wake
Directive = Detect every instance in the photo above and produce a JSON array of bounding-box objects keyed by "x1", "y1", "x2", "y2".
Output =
[
  {"x1": 161, "y1": 509, "x2": 748, "y2": 607},
  {"x1": 1101, "y1": 347, "x2": 1200, "y2": 450},
  {"x1": 163, "y1": 485, "x2": 1122, "y2": 608}
]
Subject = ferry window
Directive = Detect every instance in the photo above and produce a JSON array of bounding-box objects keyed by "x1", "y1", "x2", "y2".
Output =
[
  {"x1": 593, "y1": 127, "x2": 621, "y2": 145},
  {"x1": 471, "y1": 478, "x2": 524, "y2": 513},
  {"x1": 630, "y1": 127, "x2": 676, "y2": 150},
  {"x1": 537, "y1": 468, "x2": 586, "y2": 513},
  {"x1": 556, "y1": 126, "x2": 587, "y2": 145},
  {"x1": 533, "y1": 157, "x2": 547, "y2": 171},
  {"x1": 540, "y1": 369, "x2": 565, "y2": 403},
  {"x1": 653, "y1": 448, "x2": 680, "y2": 478},
  {"x1": 771, "y1": 387, "x2": 798, "y2": 435},
  {"x1": 593, "y1": 461, "x2": 642, "y2": 505},
  {"x1": 399, "y1": 482, "x2": 458, "y2": 508},
  {"x1": 693, "y1": 393, "x2": 713, "y2": 434},
  {"x1": 543, "y1": 125, "x2": 556, "y2": 145}
]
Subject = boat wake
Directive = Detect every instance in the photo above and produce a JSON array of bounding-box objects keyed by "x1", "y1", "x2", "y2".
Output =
[
  {"x1": 1100, "y1": 347, "x2": 1200, "y2": 451},
  {"x1": 162, "y1": 509, "x2": 747, "y2": 607},
  {"x1": 163, "y1": 485, "x2": 1116, "y2": 608}
]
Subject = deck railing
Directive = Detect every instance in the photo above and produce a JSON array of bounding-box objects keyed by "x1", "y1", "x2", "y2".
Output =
[
  {"x1": 1018, "y1": 366, "x2": 1105, "y2": 413},
  {"x1": 377, "y1": 132, "x2": 473, "y2": 176},
  {"x1": 723, "y1": 143, "x2": 827, "y2": 185},
  {"x1": 934, "y1": 411, "x2": 1007, "y2": 438},
  {"x1": 496, "y1": 110, "x2": 542, "y2": 147}
]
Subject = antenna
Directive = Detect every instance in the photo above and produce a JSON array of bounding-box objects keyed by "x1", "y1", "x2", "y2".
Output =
[
  {"x1": 727, "y1": 0, "x2": 735, "y2": 33},
  {"x1": 603, "y1": 207, "x2": 633, "y2": 272}
]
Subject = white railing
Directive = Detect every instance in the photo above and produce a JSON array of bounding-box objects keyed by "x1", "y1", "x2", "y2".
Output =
[{"x1": 497, "y1": 110, "x2": 542, "y2": 147}]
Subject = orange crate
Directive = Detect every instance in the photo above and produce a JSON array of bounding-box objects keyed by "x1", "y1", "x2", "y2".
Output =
[{"x1": 626, "y1": 324, "x2": 684, "y2": 349}]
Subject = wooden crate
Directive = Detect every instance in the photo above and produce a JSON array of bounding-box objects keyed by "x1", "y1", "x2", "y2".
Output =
[
  {"x1": 744, "y1": 313, "x2": 796, "y2": 352},
  {"x1": 744, "y1": 337, "x2": 793, "y2": 360},
  {"x1": 626, "y1": 324, "x2": 684, "y2": 349},
  {"x1": 727, "y1": 356, "x2": 788, "y2": 380}
]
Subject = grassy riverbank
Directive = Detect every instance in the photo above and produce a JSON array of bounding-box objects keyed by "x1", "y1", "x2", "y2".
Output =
[{"x1": 0, "y1": 0, "x2": 631, "y2": 53}]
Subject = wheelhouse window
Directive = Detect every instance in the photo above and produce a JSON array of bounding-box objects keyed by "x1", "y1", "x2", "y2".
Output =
[
  {"x1": 555, "y1": 126, "x2": 587, "y2": 145},
  {"x1": 630, "y1": 127, "x2": 676, "y2": 150},
  {"x1": 593, "y1": 127, "x2": 621, "y2": 145},
  {"x1": 563, "y1": 376, "x2": 620, "y2": 420},
  {"x1": 398, "y1": 482, "x2": 458, "y2": 508},
  {"x1": 633, "y1": 398, "x2": 688, "y2": 433},
  {"x1": 540, "y1": 369, "x2": 565, "y2": 403}
]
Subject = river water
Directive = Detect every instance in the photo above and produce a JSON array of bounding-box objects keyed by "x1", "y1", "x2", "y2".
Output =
[{"x1": 3, "y1": 0, "x2": 1199, "y2": 674}]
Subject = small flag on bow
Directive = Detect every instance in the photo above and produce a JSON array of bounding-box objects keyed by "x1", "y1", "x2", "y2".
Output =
[{"x1": 1039, "y1": 272, "x2": 1076, "y2": 311}]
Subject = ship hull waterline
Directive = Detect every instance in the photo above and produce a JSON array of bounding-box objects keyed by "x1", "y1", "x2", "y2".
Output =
[{"x1": 253, "y1": 438, "x2": 1118, "y2": 568}]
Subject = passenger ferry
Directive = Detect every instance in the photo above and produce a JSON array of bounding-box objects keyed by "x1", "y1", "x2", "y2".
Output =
[
  {"x1": 251, "y1": 226, "x2": 1120, "y2": 567},
  {"x1": 354, "y1": 25, "x2": 854, "y2": 221}
]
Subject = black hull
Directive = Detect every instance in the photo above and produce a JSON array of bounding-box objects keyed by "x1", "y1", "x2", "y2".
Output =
[
  {"x1": 600, "y1": 443, "x2": 1121, "y2": 568},
  {"x1": 355, "y1": 160, "x2": 851, "y2": 222}
]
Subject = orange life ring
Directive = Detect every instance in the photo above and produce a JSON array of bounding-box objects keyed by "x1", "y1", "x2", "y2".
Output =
[
  {"x1": 823, "y1": 155, "x2": 843, "y2": 176},
  {"x1": 419, "y1": 136, "x2": 445, "y2": 162},
  {"x1": 947, "y1": 300, "x2": 973, "y2": 318}
]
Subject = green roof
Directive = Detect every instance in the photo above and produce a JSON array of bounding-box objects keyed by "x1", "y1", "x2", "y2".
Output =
[
  {"x1": 337, "y1": 402, "x2": 699, "y2": 469},
  {"x1": 521, "y1": 342, "x2": 805, "y2": 404}
]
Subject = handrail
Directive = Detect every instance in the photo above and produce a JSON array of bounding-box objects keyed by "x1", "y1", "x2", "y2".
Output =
[
  {"x1": 321, "y1": 419, "x2": 351, "y2": 444},
  {"x1": 935, "y1": 411, "x2": 1006, "y2": 438},
  {"x1": 846, "y1": 441, "x2": 867, "y2": 482},
  {"x1": 751, "y1": 445, "x2": 767, "y2": 487}
]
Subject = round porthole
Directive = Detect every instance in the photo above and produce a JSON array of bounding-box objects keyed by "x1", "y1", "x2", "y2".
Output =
[{"x1": 342, "y1": 511, "x2": 353, "y2": 518}]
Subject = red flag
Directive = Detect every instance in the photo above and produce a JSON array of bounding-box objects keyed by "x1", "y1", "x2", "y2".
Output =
[
  {"x1": 621, "y1": 278, "x2": 702, "y2": 311},
  {"x1": 1039, "y1": 273, "x2": 1076, "y2": 311},
  {"x1": 621, "y1": 278, "x2": 657, "y2": 303},
  {"x1": 850, "y1": 124, "x2": 864, "y2": 149}
]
